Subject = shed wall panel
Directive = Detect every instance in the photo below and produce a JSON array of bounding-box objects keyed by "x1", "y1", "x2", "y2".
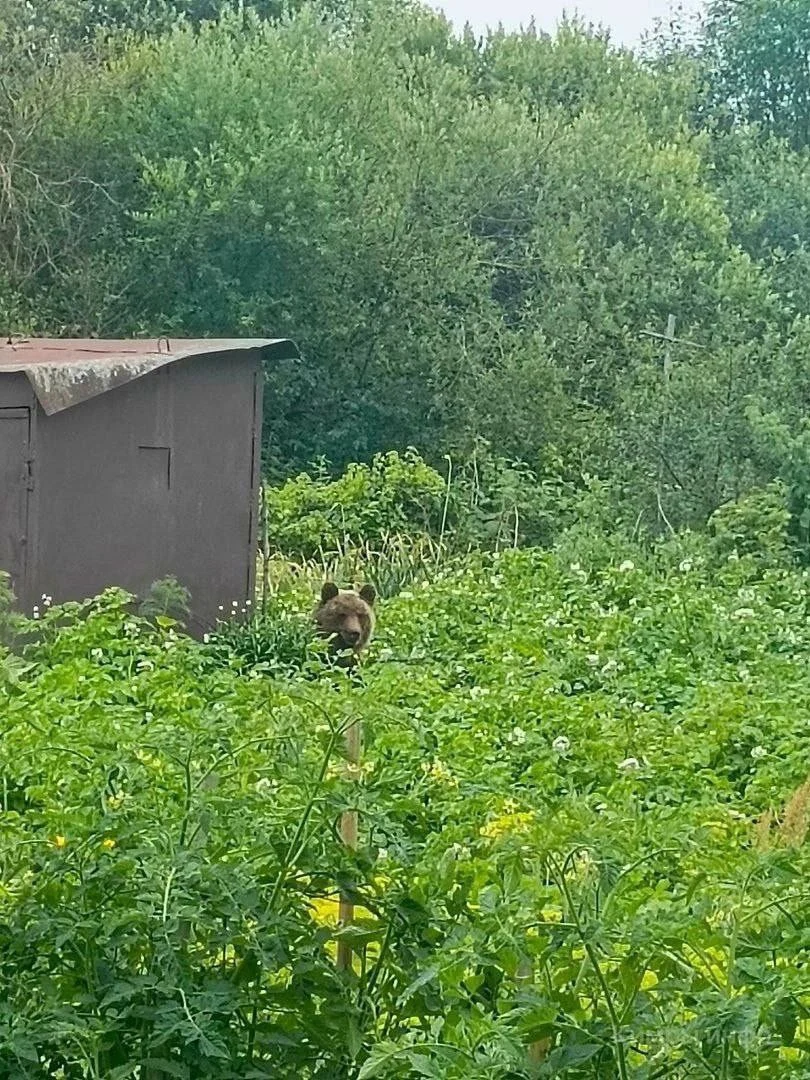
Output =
[
  {"x1": 33, "y1": 350, "x2": 261, "y2": 632},
  {"x1": 0, "y1": 372, "x2": 36, "y2": 410},
  {"x1": 169, "y1": 352, "x2": 260, "y2": 628},
  {"x1": 0, "y1": 408, "x2": 31, "y2": 603}
]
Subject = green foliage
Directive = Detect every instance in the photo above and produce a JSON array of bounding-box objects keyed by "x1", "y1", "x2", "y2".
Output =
[
  {"x1": 0, "y1": 570, "x2": 22, "y2": 648},
  {"x1": 263, "y1": 450, "x2": 447, "y2": 559},
  {"x1": 700, "y1": 0, "x2": 810, "y2": 149},
  {"x1": 2, "y1": 0, "x2": 810, "y2": 535},
  {"x1": 138, "y1": 574, "x2": 192, "y2": 622},
  {"x1": 1, "y1": 0, "x2": 292, "y2": 50},
  {"x1": 4, "y1": 543, "x2": 810, "y2": 1075},
  {"x1": 3, "y1": 0, "x2": 805, "y2": 530},
  {"x1": 201, "y1": 593, "x2": 317, "y2": 674},
  {"x1": 708, "y1": 482, "x2": 794, "y2": 569},
  {"x1": 746, "y1": 408, "x2": 810, "y2": 559}
]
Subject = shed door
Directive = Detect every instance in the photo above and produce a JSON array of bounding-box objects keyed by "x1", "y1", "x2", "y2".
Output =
[{"x1": 0, "y1": 408, "x2": 31, "y2": 600}]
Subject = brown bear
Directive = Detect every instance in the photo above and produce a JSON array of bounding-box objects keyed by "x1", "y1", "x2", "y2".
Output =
[{"x1": 313, "y1": 582, "x2": 376, "y2": 661}]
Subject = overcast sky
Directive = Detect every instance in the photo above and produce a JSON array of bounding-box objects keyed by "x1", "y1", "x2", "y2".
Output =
[{"x1": 431, "y1": 0, "x2": 704, "y2": 47}]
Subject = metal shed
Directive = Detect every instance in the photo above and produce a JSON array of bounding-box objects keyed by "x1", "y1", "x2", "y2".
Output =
[{"x1": 0, "y1": 336, "x2": 299, "y2": 632}]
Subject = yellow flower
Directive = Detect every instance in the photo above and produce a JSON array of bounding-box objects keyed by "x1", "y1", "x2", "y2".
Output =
[
  {"x1": 480, "y1": 811, "x2": 536, "y2": 840},
  {"x1": 53, "y1": 835, "x2": 67, "y2": 849},
  {"x1": 308, "y1": 895, "x2": 375, "y2": 926},
  {"x1": 309, "y1": 896, "x2": 341, "y2": 926},
  {"x1": 421, "y1": 759, "x2": 458, "y2": 787},
  {"x1": 101, "y1": 838, "x2": 116, "y2": 851}
]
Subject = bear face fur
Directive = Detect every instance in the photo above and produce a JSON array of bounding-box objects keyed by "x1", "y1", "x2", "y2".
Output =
[{"x1": 313, "y1": 582, "x2": 376, "y2": 659}]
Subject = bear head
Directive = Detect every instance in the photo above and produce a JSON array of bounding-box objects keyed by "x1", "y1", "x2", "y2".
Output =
[{"x1": 313, "y1": 582, "x2": 376, "y2": 658}]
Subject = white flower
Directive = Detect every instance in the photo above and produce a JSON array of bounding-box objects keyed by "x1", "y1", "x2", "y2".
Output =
[
  {"x1": 202, "y1": 634, "x2": 210, "y2": 643},
  {"x1": 377, "y1": 848, "x2": 389, "y2": 861},
  {"x1": 552, "y1": 735, "x2": 570, "y2": 754},
  {"x1": 586, "y1": 653, "x2": 600, "y2": 667},
  {"x1": 255, "y1": 777, "x2": 274, "y2": 795},
  {"x1": 231, "y1": 600, "x2": 238, "y2": 608},
  {"x1": 508, "y1": 726, "x2": 527, "y2": 745},
  {"x1": 618, "y1": 757, "x2": 640, "y2": 772},
  {"x1": 143, "y1": 711, "x2": 154, "y2": 722},
  {"x1": 679, "y1": 559, "x2": 693, "y2": 572},
  {"x1": 750, "y1": 745, "x2": 767, "y2": 760},
  {"x1": 618, "y1": 560, "x2": 635, "y2": 573}
]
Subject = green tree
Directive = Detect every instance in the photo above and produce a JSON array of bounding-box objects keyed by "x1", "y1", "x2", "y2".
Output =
[{"x1": 700, "y1": 0, "x2": 810, "y2": 150}]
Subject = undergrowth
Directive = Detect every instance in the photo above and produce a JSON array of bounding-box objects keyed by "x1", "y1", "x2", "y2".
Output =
[{"x1": 2, "y1": 533, "x2": 810, "y2": 1077}]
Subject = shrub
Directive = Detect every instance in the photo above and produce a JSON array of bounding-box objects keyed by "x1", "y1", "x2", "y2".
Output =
[
  {"x1": 200, "y1": 593, "x2": 317, "y2": 675},
  {"x1": 262, "y1": 449, "x2": 447, "y2": 559},
  {"x1": 708, "y1": 481, "x2": 794, "y2": 569}
]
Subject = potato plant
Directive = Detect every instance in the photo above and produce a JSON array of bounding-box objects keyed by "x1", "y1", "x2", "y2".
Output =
[{"x1": 1, "y1": 540, "x2": 810, "y2": 1078}]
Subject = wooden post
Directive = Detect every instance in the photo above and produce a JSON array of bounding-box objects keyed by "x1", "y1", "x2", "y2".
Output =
[
  {"x1": 656, "y1": 313, "x2": 676, "y2": 532},
  {"x1": 517, "y1": 957, "x2": 549, "y2": 1069},
  {"x1": 639, "y1": 314, "x2": 705, "y2": 536},
  {"x1": 260, "y1": 482, "x2": 270, "y2": 617},
  {"x1": 336, "y1": 717, "x2": 362, "y2": 972}
]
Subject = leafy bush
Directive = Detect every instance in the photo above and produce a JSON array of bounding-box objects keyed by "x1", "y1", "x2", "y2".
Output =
[
  {"x1": 263, "y1": 450, "x2": 447, "y2": 559},
  {"x1": 746, "y1": 407, "x2": 810, "y2": 562},
  {"x1": 708, "y1": 481, "x2": 794, "y2": 570},
  {"x1": 200, "y1": 592, "x2": 318, "y2": 675},
  {"x1": 138, "y1": 574, "x2": 193, "y2": 623}
]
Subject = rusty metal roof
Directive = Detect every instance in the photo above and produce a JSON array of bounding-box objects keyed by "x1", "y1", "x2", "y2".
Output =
[{"x1": 0, "y1": 337, "x2": 299, "y2": 415}]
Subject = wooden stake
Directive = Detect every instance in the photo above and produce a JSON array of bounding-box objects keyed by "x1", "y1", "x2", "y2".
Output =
[
  {"x1": 517, "y1": 957, "x2": 549, "y2": 1068},
  {"x1": 336, "y1": 717, "x2": 361, "y2": 972},
  {"x1": 260, "y1": 483, "x2": 270, "y2": 617}
]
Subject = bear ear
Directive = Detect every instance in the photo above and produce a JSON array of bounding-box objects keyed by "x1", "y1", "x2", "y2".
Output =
[
  {"x1": 321, "y1": 582, "x2": 340, "y2": 603},
  {"x1": 359, "y1": 584, "x2": 376, "y2": 606}
]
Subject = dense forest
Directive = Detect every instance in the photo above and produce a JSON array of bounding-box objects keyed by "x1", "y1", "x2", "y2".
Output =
[{"x1": 2, "y1": 0, "x2": 810, "y2": 546}]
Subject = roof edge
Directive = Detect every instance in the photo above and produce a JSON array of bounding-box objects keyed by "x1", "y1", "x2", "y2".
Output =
[{"x1": 2, "y1": 338, "x2": 300, "y2": 416}]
